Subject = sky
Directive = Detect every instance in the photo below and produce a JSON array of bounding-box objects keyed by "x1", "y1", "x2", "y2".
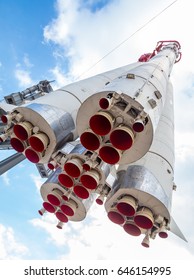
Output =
[{"x1": 0, "y1": 0, "x2": 194, "y2": 261}]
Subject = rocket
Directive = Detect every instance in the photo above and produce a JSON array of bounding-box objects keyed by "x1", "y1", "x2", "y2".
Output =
[{"x1": 0, "y1": 40, "x2": 186, "y2": 247}]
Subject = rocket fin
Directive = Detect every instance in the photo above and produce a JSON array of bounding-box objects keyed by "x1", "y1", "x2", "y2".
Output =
[{"x1": 170, "y1": 216, "x2": 187, "y2": 242}]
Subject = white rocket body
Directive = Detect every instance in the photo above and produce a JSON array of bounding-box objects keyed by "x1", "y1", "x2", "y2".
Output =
[
  {"x1": 104, "y1": 82, "x2": 176, "y2": 243},
  {"x1": 0, "y1": 41, "x2": 185, "y2": 246},
  {"x1": 0, "y1": 61, "x2": 141, "y2": 163}
]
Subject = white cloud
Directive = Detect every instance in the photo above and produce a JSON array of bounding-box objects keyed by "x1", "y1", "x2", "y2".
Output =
[
  {"x1": 0, "y1": 224, "x2": 29, "y2": 259},
  {"x1": 30, "y1": 203, "x2": 194, "y2": 260},
  {"x1": 14, "y1": 53, "x2": 34, "y2": 88},
  {"x1": 49, "y1": 65, "x2": 74, "y2": 89},
  {"x1": 1, "y1": 171, "x2": 10, "y2": 186},
  {"x1": 175, "y1": 132, "x2": 194, "y2": 161},
  {"x1": 30, "y1": 213, "x2": 71, "y2": 246},
  {"x1": 44, "y1": 0, "x2": 194, "y2": 81},
  {"x1": 44, "y1": 0, "x2": 79, "y2": 47},
  {"x1": 30, "y1": 173, "x2": 45, "y2": 192},
  {"x1": 23, "y1": 54, "x2": 34, "y2": 68},
  {"x1": 44, "y1": 0, "x2": 152, "y2": 79},
  {"x1": 14, "y1": 68, "x2": 33, "y2": 88}
]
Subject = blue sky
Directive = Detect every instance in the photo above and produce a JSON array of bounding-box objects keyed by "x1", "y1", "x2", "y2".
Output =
[
  {"x1": 0, "y1": 0, "x2": 194, "y2": 260},
  {"x1": 0, "y1": 0, "x2": 58, "y2": 95}
]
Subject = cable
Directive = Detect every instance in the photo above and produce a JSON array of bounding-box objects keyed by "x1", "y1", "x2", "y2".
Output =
[{"x1": 75, "y1": 0, "x2": 178, "y2": 80}]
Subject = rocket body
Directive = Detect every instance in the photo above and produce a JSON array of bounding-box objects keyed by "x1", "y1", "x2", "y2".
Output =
[
  {"x1": 104, "y1": 82, "x2": 174, "y2": 243},
  {"x1": 0, "y1": 41, "x2": 185, "y2": 246}
]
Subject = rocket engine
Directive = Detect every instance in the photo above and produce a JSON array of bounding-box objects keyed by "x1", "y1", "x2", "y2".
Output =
[{"x1": 0, "y1": 40, "x2": 186, "y2": 247}]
